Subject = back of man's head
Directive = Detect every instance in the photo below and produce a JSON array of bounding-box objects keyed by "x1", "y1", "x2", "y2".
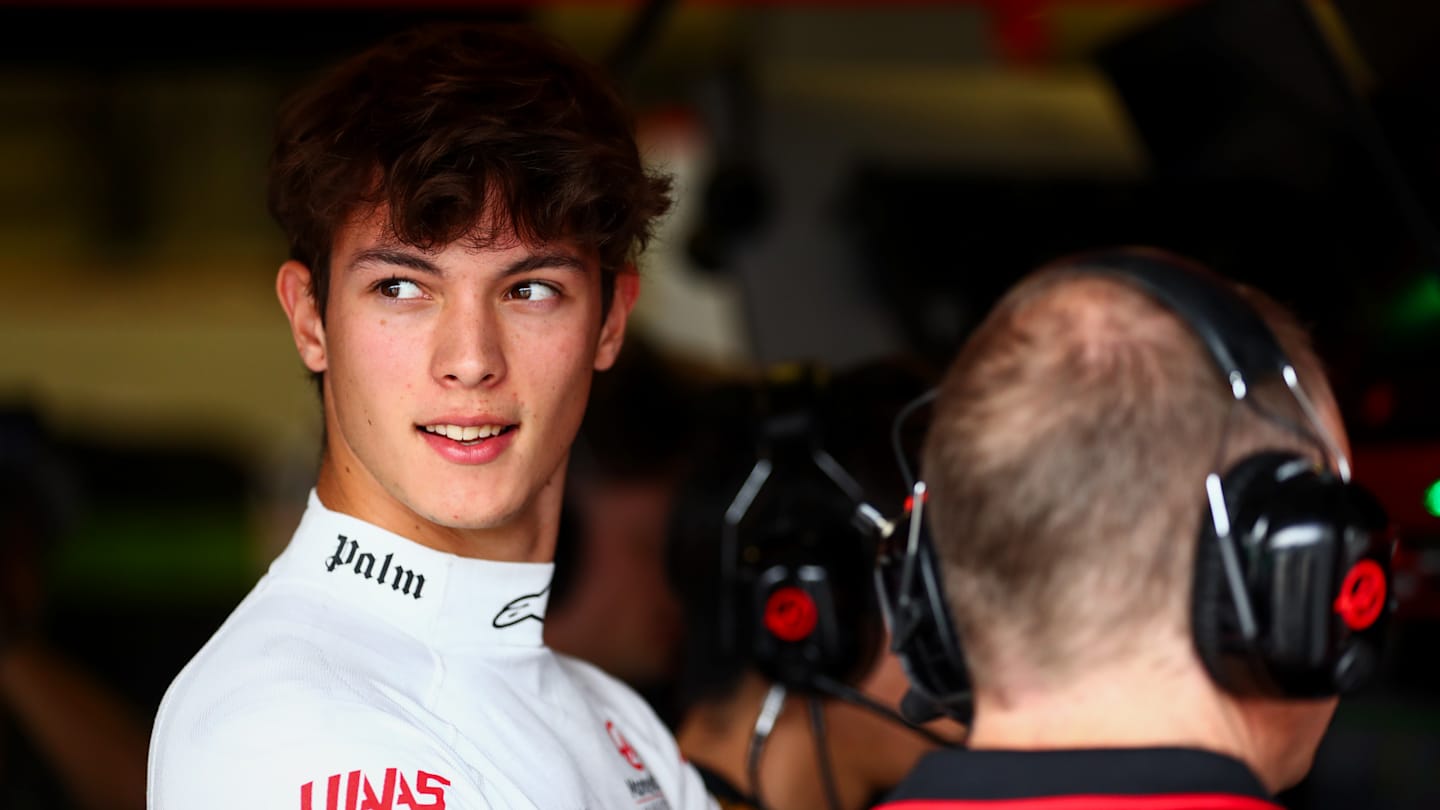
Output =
[{"x1": 920, "y1": 251, "x2": 1340, "y2": 700}]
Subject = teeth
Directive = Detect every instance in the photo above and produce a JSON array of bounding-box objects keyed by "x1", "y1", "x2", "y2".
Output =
[{"x1": 423, "y1": 423, "x2": 507, "y2": 442}]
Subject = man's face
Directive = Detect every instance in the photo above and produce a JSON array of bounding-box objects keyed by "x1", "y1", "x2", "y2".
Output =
[{"x1": 278, "y1": 209, "x2": 634, "y2": 557}]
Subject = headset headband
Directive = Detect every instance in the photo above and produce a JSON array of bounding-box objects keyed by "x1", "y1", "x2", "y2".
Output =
[{"x1": 1079, "y1": 249, "x2": 1352, "y2": 481}]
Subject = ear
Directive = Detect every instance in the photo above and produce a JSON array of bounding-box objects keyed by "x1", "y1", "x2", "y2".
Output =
[
  {"x1": 594, "y1": 267, "x2": 639, "y2": 372},
  {"x1": 276, "y1": 260, "x2": 328, "y2": 373}
]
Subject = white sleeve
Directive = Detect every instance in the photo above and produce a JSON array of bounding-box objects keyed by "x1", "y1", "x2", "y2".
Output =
[{"x1": 149, "y1": 698, "x2": 490, "y2": 810}]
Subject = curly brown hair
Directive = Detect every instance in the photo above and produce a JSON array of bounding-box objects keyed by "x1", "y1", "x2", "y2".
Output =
[{"x1": 267, "y1": 22, "x2": 673, "y2": 322}]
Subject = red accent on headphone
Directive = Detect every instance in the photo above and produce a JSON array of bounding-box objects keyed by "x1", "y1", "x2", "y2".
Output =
[
  {"x1": 1334, "y1": 559, "x2": 1387, "y2": 631},
  {"x1": 764, "y1": 586, "x2": 819, "y2": 642}
]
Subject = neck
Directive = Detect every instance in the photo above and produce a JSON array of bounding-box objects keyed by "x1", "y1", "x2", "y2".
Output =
[
  {"x1": 315, "y1": 448, "x2": 562, "y2": 562},
  {"x1": 968, "y1": 659, "x2": 1291, "y2": 793}
]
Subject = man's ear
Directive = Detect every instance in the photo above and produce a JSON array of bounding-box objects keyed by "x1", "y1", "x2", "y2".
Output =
[
  {"x1": 276, "y1": 260, "x2": 327, "y2": 373},
  {"x1": 594, "y1": 267, "x2": 640, "y2": 372}
]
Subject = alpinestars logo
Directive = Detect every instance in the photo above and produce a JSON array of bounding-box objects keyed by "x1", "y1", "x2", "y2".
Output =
[
  {"x1": 325, "y1": 535, "x2": 427, "y2": 600},
  {"x1": 492, "y1": 586, "x2": 548, "y2": 628},
  {"x1": 299, "y1": 768, "x2": 449, "y2": 810}
]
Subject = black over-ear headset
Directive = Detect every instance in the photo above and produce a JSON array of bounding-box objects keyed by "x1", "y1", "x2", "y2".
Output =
[
  {"x1": 876, "y1": 420, "x2": 972, "y2": 726},
  {"x1": 719, "y1": 365, "x2": 885, "y2": 693},
  {"x1": 702, "y1": 365, "x2": 949, "y2": 810},
  {"x1": 879, "y1": 248, "x2": 1394, "y2": 721}
]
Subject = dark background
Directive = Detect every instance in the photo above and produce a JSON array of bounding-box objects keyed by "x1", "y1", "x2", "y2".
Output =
[{"x1": 1, "y1": 1, "x2": 1437, "y2": 807}]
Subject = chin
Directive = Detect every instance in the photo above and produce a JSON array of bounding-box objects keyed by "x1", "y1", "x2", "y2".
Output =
[
  {"x1": 422, "y1": 502, "x2": 520, "y2": 531},
  {"x1": 400, "y1": 485, "x2": 521, "y2": 532}
]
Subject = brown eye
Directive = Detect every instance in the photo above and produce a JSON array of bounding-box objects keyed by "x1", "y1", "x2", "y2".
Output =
[
  {"x1": 377, "y1": 279, "x2": 423, "y2": 299},
  {"x1": 511, "y1": 281, "x2": 559, "y2": 302}
]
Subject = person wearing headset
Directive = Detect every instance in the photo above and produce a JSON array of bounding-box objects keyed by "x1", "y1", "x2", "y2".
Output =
[
  {"x1": 878, "y1": 248, "x2": 1392, "y2": 809},
  {"x1": 147, "y1": 23, "x2": 717, "y2": 810},
  {"x1": 667, "y1": 363, "x2": 961, "y2": 810}
]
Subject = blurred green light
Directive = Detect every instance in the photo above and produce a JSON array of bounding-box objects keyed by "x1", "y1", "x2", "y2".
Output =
[
  {"x1": 1425, "y1": 479, "x2": 1440, "y2": 518},
  {"x1": 1389, "y1": 273, "x2": 1440, "y2": 334}
]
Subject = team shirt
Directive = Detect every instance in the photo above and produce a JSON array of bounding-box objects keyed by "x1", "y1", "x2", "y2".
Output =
[
  {"x1": 149, "y1": 491, "x2": 716, "y2": 810},
  {"x1": 875, "y1": 747, "x2": 1284, "y2": 810}
]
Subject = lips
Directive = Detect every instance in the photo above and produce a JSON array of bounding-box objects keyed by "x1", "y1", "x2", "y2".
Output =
[
  {"x1": 420, "y1": 423, "x2": 513, "y2": 443},
  {"x1": 416, "y1": 419, "x2": 519, "y2": 465}
]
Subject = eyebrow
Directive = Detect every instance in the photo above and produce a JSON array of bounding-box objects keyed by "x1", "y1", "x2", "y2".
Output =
[
  {"x1": 347, "y1": 248, "x2": 590, "y2": 278},
  {"x1": 349, "y1": 248, "x2": 442, "y2": 276},
  {"x1": 503, "y1": 252, "x2": 590, "y2": 276}
]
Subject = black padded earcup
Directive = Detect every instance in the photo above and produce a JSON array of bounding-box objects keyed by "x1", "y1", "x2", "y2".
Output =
[
  {"x1": 875, "y1": 501, "x2": 973, "y2": 725},
  {"x1": 745, "y1": 473, "x2": 884, "y2": 691},
  {"x1": 751, "y1": 560, "x2": 874, "y2": 690},
  {"x1": 902, "y1": 532, "x2": 973, "y2": 720},
  {"x1": 1192, "y1": 451, "x2": 1299, "y2": 695},
  {"x1": 1194, "y1": 450, "x2": 1389, "y2": 697},
  {"x1": 1191, "y1": 495, "x2": 1232, "y2": 691}
]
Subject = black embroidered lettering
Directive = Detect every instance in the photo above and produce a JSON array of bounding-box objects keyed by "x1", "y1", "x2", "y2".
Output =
[
  {"x1": 391, "y1": 566, "x2": 426, "y2": 599},
  {"x1": 324, "y1": 539, "x2": 425, "y2": 600},
  {"x1": 326, "y1": 535, "x2": 357, "y2": 572},
  {"x1": 355, "y1": 551, "x2": 376, "y2": 580}
]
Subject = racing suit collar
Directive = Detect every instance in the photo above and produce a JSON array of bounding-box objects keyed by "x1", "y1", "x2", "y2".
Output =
[{"x1": 269, "y1": 490, "x2": 555, "y2": 649}]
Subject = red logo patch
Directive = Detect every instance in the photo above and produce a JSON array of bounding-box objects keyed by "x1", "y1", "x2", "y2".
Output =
[
  {"x1": 764, "y1": 586, "x2": 818, "y2": 642},
  {"x1": 1334, "y1": 559, "x2": 1387, "y2": 631},
  {"x1": 606, "y1": 720, "x2": 646, "y2": 771},
  {"x1": 300, "y1": 768, "x2": 450, "y2": 810}
]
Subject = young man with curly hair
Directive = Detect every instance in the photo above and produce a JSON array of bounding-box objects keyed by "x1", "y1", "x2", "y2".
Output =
[{"x1": 148, "y1": 23, "x2": 714, "y2": 810}]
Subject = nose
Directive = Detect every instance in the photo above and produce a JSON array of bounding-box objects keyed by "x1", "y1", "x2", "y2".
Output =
[{"x1": 431, "y1": 298, "x2": 506, "y2": 388}]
